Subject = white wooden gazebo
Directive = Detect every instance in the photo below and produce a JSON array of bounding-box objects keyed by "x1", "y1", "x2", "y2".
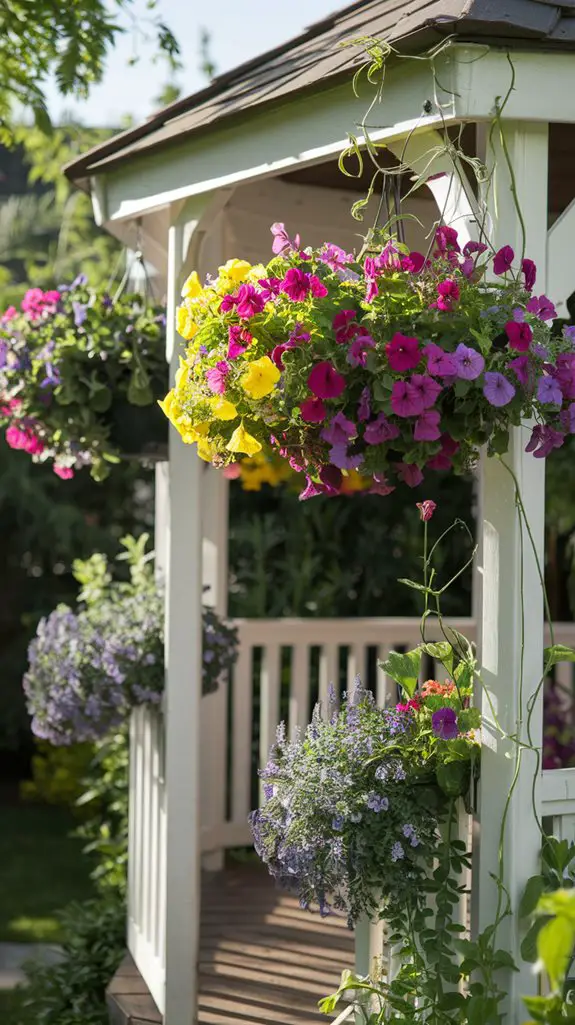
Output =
[{"x1": 66, "y1": 2, "x2": 575, "y2": 1023}]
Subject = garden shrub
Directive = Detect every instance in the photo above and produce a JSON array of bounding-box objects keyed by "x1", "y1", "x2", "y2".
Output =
[{"x1": 20, "y1": 740, "x2": 94, "y2": 808}]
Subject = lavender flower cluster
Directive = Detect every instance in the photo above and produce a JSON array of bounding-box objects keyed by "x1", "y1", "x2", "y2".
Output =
[
  {"x1": 24, "y1": 590, "x2": 238, "y2": 746},
  {"x1": 250, "y1": 685, "x2": 447, "y2": 926}
]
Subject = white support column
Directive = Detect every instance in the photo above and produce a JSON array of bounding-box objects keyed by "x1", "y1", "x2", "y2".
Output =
[
  {"x1": 475, "y1": 121, "x2": 548, "y2": 1020},
  {"x1": 163, "y1": 200, "x2": 207, "y2": 1025}
]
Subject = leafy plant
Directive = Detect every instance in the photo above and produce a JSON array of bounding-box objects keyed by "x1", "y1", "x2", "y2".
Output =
[
  {"x1": 75, "y1": 731, "x2": 129, "y2": 896},
  {"x1": 16, "y1": 895, "x2": 126, "y2": 1025},
  {"x1": 20, "y1": 741, "x2": 95, "y2": 808}
]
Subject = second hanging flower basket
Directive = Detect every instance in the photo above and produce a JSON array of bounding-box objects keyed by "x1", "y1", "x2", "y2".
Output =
[
  {"x1": 0, "y1": 277, "x2": 168, "y2": 480},
  {"x1": 160, "y1": 227, "x2": 574, "y2": 498}
]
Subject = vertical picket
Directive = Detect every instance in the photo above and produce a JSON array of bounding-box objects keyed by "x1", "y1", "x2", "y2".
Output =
[
  {"x1": 259, "y1": 643, "x2": 281, "y2": 795},
  {"x1": 319, "y1": 643, "x2": 339, "y2": 708},
  {"x1": 289, "y1": 644, "x2": 310, "y2": 735}
]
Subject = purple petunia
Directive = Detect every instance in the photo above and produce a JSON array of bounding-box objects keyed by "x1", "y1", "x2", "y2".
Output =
[
  {"x1": 431, "y1": 707, "x2": 459, "y2": 740},
  {"x1": 453, "y1": 343, "x2": 484, "y2": 380},
  {"x1": 537, "y1": 376, "x2": 563, "y2": 406},
  {"x1": 364, "y1": 413, "x2": 400, "y2": 446},
  {"x1": 483, "y1": 371, "x2": 516, "y2": 407}
]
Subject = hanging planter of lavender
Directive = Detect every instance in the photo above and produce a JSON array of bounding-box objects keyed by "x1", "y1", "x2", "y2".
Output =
[
  {"x1": 0, "y1": 276, "x2": 168, "y2": 481},
  {"x1": 159, "y1": 226, "x2": 573, "y2": 497}
]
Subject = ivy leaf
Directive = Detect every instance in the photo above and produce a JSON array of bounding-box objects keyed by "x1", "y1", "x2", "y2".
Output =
[
  {"x1": 544, "y1": 644, "x2": 575, "y2": 668},
  {"x1": 537, "y1": 915, "x2": 575, "y2": 988},
  {"x1": 128, "y1": 366, "x2": 153, "y2": 406},
  {"x1": 90, "y1": 384, "x2": 112, "y2": 413},
  {"x1": 422, "y1": 641, "x2": 454, "y2": 674},
  {"x1": 378, "y1": 648, "x2": 421, "y2": 698},
  {"x1": 436, "y1": 760, "x2": 469, "y2": 797},
  {"x1": 519, "y1": 875, "x2": 545, "y2": 919},
  {"x1": 489, "y1": 428, "x2": 510, "y2": 456}
]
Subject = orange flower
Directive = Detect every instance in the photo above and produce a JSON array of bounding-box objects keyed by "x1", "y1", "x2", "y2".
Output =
[{"x1": 421, "y1": 679, "x2": 456, "y2": 698}]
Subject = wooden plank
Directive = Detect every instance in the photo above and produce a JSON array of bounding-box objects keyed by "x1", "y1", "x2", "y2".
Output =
[{"x1": 289, "y1": 644, "x2": 310, "y2": 737}]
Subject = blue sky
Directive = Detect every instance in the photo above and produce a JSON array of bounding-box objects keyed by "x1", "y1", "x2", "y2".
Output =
[{"x1": 44, "y1": 0, "x2": 341, "y2": 127}]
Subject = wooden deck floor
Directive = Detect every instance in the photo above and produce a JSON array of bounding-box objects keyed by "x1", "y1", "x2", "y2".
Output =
[
  {"x1": 197, "y1": 863, "x2": 354, "y2": 1024},
  {"x1": 108, "y1": 862, "x2": 354, "y2": 1025}
]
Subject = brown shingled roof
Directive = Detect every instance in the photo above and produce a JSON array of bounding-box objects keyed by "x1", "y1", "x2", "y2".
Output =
[{"x1": 65, "y1": 0, "x2": 575, "y2": 181}]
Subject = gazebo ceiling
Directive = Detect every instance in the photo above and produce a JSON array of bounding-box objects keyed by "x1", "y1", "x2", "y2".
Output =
[{"x1": 65, "y1": 0, "x2": 575, "y2": 185}]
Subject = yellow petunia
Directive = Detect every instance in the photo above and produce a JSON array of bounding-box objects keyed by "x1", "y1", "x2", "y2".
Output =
[
  {"x1": 227, "y1": 422, "x2": 262, "y2": 456},
  {"x1": 158, "y1": 390, "x2": 178, "y2": 425},
  {"x1": 197, "y1": 437, "x2": 218, "y2": 462},
  {"x1": 210, "y1": 396, "x2": 237, "y2": 421},
  {"x1": 218, "y1": 258, "x2": 252, "y2": 286},
  {"x1": 181, "y1": 271, "x2": 203, "y2": 300},
  {"x1": 176, "y1": 305, "x2": 198, "y2": 340},
  {"x1": 174, "y1": 355, "x2": 190, "y2": 391},
  {"x1": 240, "y1": 356, "x2": 281, "y2": 399}
]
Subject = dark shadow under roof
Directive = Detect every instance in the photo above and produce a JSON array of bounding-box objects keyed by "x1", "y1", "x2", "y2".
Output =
[{"x1": 65, "y1": 0, "x2": 575, "y2": 181}]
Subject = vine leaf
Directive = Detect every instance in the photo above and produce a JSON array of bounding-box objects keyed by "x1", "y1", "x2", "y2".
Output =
[
  {"x1": 544, "y1": 644, "x2": 575, "y2": 668},
  {"x1": 519, "y1": 875, "x2": 544, "y2": 919},
  {"x1": 379, "y1": 648, "x2": 421, "y2": 698},
  {"x1": 537, "y1": 915, "x2": 575, "y2": 990}
]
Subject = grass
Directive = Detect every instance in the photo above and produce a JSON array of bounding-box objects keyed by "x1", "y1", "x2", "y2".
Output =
[{"x1": 0, "y1": 803, "x2": 94, "y2": 943}]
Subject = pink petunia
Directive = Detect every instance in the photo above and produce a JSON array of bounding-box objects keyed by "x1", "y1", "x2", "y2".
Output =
[
  {"x1": 53, "y1": 465, "x2": 74, "y2": 480},
  {"x1": 386, "y1": 333, "x2": 421, "y2": 373},
  {"x1": 309, "y1": 275, "x2": 328, "y2": 298},
  {"x1": 409, "y1": 374, "x2": 442, "y2": 409},
  {"x1": 505, "y1": 321, "x2": 532, "y2": 351},
  {"x1": 435, "y1": 225, "x2": 460, "y2": 254},
  {"x1": 363, "y1": 413, "x2": 400, "y2": 445},
  {"x1": 358, "y1": 386, "x2": 371, "y2": 422},
  {"x1": 526, "y1": 295, "x2": 556, "y2": 322},
  {"x1": 417, "y1": 499, "x2": 437, "y2": 522},
  {"x1": 319, "y1": 244, "x2": 353, "y2": 272},
  {"x1": 222, "y1": 463, "x2": 242, "y2": 480},
  {"x1": 227, "y1": 325, "x2": 252, "y2": 359},
  {"x1": 258, "y1": 277, "x2": 283, "y2": 302},
  {"x1": 391, "y1": 380, "x2": 425, "y2": 418},
  {"x1": 5, "y1": 425, "x2": 29, "y2": 450},
  {"x1": 347, "y1": 333, "x2": 375, "y2": 368},
  {"x1": 414, "y1": 410, "x2": 442, "y2": 441},
  {"x1": 369, "y1": 474, "x2": 396, "y2": 496},
  {"x1": 508, "y1": 354, "x2": 531, "y2": 388},
  {"x1": 271, "y1": 222, "x2": 301, "y2": 255},
  {"x1": 434, "y1": 279, "x2": 460, "y2": 312},
  {"x1": 205, "y1": 360, "x2": 230, "y2": 394},
  {"x1": 424, "y1": 343, "x2": 458, "y2": 378},
  {"x1": 307, "y1": 361, "x2": 346, "y2": 399},
  {"x1": 397, "y1": 463, "x2": 424, "y2": 488}
]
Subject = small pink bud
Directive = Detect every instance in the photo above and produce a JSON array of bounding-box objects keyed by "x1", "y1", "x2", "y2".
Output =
[{"x1": 416, "y1": 499, "x2": 437, "y2": 522}]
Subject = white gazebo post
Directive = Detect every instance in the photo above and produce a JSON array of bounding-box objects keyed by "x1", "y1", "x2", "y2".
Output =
[
  {"x1": 475, "y1": 121, "x2": 548, "y2": 1019},
  {"x1": 163, "y1": 199, "x2": 206, "y2": 1025}
]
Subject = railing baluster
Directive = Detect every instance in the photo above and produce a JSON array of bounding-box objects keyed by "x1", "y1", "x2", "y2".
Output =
[
  {"x1": 231, "y1": 640, "x2": 253, "y2": 824},
  {"x1": 289, "y1": 644, "x2": 309, "y2": 737},
  {"x1": 376, "y1": 645, "x2": 391, "y2": 707},
  {"x1": 259, "y1": 643, "x2": 280, "y2": 803},
  {"x1": 319, "y1": 643, "x2": 338, "y2": 710},
  {"x1": 347, "y1": 643, "x2": 365, "y2": 698}
]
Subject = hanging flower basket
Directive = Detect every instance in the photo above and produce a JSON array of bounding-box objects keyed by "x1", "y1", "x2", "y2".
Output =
[
  {"x1": 160, "y1": 228, "x2": 573, "y2": 498},
  {"x1": 23, "y1": 538, "x2": 239, "y2": 745},
  {"x1": 0, "y1": 277, "x2": 168, "y2": 481}
]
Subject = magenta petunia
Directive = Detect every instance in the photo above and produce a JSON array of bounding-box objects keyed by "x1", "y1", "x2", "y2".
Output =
[
  {"x1": 258, "y1": 277, "x2": 283, "y2": 302},
  {"x1": 321, "y1": 412, "x2": 357, "y2": 446},
  {"x1": 319, "y1": 465, "x2": 343, "y2": 492},
  {"x1": 463, "y1": 241, "x2": 488, "y2": 257},
  {"x1": 424, "y1": 343, "x2": 458, "y2": 378},
  {"x1": 205, "y1": 360, "x2": 230, "y2": 394},
  {"x1": 537, "y1": 375, "x2": 563, "y2": 405},
  {"x1": 363, "y1": 413, "x2": 400, "y2": 446},
  {"x1": 397, "y1": 463, "x2": 424, "y2": 488},
  {"x1": 236, "y1": 283, "x2": 265, "y2": 319},
  {"x1": 505, "y1": 321, "x2": 532, "y2": 351},
  {"x1": 333, "y1": 309, "x2": 359, "y2": 344},
  {"x1": 522, "y1": 258, "x2": 537, "y2": 291},
  {"x1": 358, "y1": 386, "x2": 371, "y2": 423},
  {"x1": 281, "y1": 267, "x2": 310, "y2": 302},
  {"x1": 5, "y1": 425, "x2": 30, "y2": 450},
  {"x1": 414, "y1": 409, "x2": 442, "y2": 441},
  {"x1": 410, "y1": 374, "x2": 442, "y2": 408},
  {"x1": 219, "y1": 292, "x2": 239, "y2": 313},
  {"x1": 300, "y1": 396, "x2": 327, "y2": 423},
  {"x1": 432, "y1": 707, "x2": 459, "y2": 740},
  {"x1": 483, "y1": 371, "x2": 516, "y2": 407},
  {"x1": 427, "y1": 433, "x2": 459, "y2": 471},
  {"x1": 417, "y1": 499, "x2": 437, "y2": 522},
  {"x1": 493, "y1": 245, "x2": 514, "y2": 275},
  {"x1": 53, "y1": 464, "x2": 74, "y2": 480},
  {"x1": 401, "y1": 251, "x2": 425, "y2": 273},
  {"x1": 435, "y1": 225, "x2": 460, "y2": 254},
  {"x1": 525, "y1": 424, "x2": 565, "y2": 458},
  {"x1": 369, "y1": 474, "x2": 396, "y2": 496},
  {"x1": 347, "y1": 333, "x2": 375, "y2": 368},
  {"x1": 509, "y1": 354, "x2": 531, "y2": 388},
  {"x1": 453, "y1": 343, "x2": 484, "y2": 380},
  {"x1": 270, "y1": 342, "x2": 292, "y2": 369},
  {"x1": 309, "y1": 274, "x2": 328, "y2": 299},
  {"x1": 561, "y1": 403, "x2": 575, "y2": 434},
  {"x1": 391, "y1": 380, "x2": 425, "y2": 418},
  {"x1": 386, "y1": 333, "x2": 421, "y2": 373},
  {"x1": 307, "y1": 361, "x2": 346, "y2": 399},
  {"x1": 227, "y1": 324, "x2": 252, "y2": 359},
  {"x1": 434, "y1": 279, "x2": 460, "y2": 311}
]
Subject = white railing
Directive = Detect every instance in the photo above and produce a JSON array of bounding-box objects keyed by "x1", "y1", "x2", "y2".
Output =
[
  {"x1": 128, "y1": 616, "x2": 575, "y2": 1015},
  {"x1": 128, "y1": 705, "x2": 167, "y2": 1016}
]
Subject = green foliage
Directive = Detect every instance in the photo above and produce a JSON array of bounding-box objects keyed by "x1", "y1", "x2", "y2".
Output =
[
  {"x1": 0, "y1": 1, "x2": 179, "y2": 141},
  {"x1": 16, "y1": 895, "x2": 126, "y2": 1025},
  {"x1": 20, "y1": 741, "x2": 94, "y2": 808},
  {"x1": 75, "y1": 731, "x2": 129, "y2": 896},
  {"x1": 379, "y1": 648, "x2": 422, "y2": 698}
]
